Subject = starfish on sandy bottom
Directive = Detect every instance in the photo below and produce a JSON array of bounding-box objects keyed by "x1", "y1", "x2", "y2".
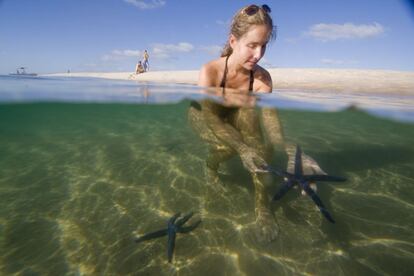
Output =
[
  {"x1": 264, "y1": 145, "x2": 346, "y2": 223},
  {"x1": 135, "y1": 212, "x2": 201, "y2": 262}
]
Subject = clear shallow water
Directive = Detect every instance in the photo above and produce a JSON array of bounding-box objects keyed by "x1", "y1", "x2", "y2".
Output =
[{"x1": 0, "y1": 76, "x2": 413, "y2": 275}]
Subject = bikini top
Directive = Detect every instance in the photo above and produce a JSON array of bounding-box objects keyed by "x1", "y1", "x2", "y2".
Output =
[
  {"x1": 189, "y1": 55, "x2": 255, "y2": 111},
  {"x1": 220, "y1": 55, "x2": 254, "y2": 92}
]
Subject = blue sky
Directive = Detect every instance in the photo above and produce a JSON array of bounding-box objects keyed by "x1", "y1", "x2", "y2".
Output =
[{"x1": 1, "y1": 0, "x2": 413, "y2": 74}]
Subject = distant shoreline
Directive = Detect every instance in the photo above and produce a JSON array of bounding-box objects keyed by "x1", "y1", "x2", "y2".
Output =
[{"x1": 44, "y1": 68, "x2": 414, "y2": 95}]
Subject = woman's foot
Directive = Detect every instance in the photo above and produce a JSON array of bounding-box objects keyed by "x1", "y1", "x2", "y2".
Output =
[{"x1": 255, "y1": 209, "x2": 279, "y2": 242}]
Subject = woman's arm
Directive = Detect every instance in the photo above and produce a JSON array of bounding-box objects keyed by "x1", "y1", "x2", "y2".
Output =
[
  {"x1": 198, "y1": 62, "x2": 249, "y2": 153},
  {"x1": 256, "y1": 67, "x2": 286, "y2": 148},
  {"x1": 198, "y1": 63, "x2": 216, "y2": 87},
  {"x1": 202, "y1": 100, "x2": 249, "y2": 153},
  {"x1": 261, "y1": 108, "x2": 285, "y2": 147}
]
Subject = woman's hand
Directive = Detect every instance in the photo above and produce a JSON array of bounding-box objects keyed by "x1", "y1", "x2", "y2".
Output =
[{"x1": 238, "y1": 145, "x2": 268, "y2": 173}]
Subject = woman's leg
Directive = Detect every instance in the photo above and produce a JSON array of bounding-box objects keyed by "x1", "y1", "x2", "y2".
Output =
[
  {"x1": 233, "y1": 107, "x2": 278, "y2": 241},
  {"x1": 188, "y1": 106, "x2": 236, "y2": 187}
]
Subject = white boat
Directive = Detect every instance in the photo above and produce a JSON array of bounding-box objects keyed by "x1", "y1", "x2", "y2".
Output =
[{"x1": 9, "y1": 67, "x2": 38, "y2": 77}]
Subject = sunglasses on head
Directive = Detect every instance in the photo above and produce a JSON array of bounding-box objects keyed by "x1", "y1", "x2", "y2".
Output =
[{"x1": 244, "y1": 4, "x2": 271, "y2": 16}]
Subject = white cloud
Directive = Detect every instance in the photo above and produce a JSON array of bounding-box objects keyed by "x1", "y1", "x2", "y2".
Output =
[
  {"x1": 102, "y1": 49, "x2": 142, "y2": 61},
  {"x1": 112, "y1": 49, "x2": 142, "y2": 57},
  {"x1": 199, "y1": 45, "x2": 222, "y2": 56},
  {"x1": 151, "y1": 42, "x2": 194, "y2": 59},
  {"x1": 124, "y1": 0, "x2": 166, "y2": 10},
  {"x1": 307, "y1": 22, "x2": 385, "y2": 41},
  {"x1": 321, "y1": 58, "x2": 358, "y2": 65},
  {"x1": 216, "y1": 19, "x2": 231, "y2": 26}
]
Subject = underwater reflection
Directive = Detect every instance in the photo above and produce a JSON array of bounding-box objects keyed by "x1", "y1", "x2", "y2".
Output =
[
  {"x1": 188, "y1": 88, "x2": 284, "y2": 242},
  {"x1": 188, "y1": 88, "x2": 335, "y2": 242}
]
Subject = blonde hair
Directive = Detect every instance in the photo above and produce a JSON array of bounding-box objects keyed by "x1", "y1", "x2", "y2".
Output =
[{"x1": 221, "y1": 5, "x2": 276, "y2": 57}]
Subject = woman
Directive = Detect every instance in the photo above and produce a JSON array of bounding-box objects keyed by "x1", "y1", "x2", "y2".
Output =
[
  {"x1": 189, "y1": 4, "x2": 284, "y2": 242},
  {"x1": 199, "y1": 4, "x2": 273, "y2": 95},
  {"x1": 135, "y1": 61, "x2": 145, "y2": 74}
]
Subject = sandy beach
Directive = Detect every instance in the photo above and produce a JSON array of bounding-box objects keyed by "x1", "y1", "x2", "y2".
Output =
[{"x1": 46, "y1": 68, "x2": 414, "y2": 95}]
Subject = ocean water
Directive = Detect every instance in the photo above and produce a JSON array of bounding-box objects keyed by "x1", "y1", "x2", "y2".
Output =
[{"x1": 0, "y1": 76, "x2": 413, "y2": 275}]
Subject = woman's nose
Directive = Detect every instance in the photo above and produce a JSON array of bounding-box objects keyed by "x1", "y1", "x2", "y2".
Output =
[{"x1": 253, "y1": 47, "x2": 263, "y2": 60}]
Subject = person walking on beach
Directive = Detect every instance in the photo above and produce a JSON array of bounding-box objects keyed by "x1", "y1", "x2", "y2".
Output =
[{"x1": 143, "y1": 50, "x2": 149, "y2": 72}]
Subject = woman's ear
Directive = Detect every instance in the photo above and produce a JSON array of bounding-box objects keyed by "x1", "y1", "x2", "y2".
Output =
[{"x1": 229, "y1": 34, "x2": 237, "y2": 49}]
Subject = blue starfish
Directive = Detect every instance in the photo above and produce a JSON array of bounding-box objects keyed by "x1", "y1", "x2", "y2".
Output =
[
  {"x1": 135, "y1": 212, "x2": 201, "y2": 263},
  {"x1": 264, "y1": 145, "x2": 346, "y2": 223}
]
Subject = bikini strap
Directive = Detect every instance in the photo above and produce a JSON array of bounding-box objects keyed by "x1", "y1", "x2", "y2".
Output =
[
  {"x1": 249, "y1": 70, "x2": 254, "y2": 92},
  {"x1": 220, "y1": 54, "x2": 254, "y2": 92},
  {"x1": 220, "y1": 55, "x2": 230, "y2": 89}
]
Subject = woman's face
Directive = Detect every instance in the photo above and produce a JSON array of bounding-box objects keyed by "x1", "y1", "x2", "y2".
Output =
[{"x1": 230, "y1": 24, "x2": 270, "y2": 70}]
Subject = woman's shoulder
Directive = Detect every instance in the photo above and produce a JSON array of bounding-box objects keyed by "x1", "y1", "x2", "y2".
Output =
[
  {"x1": 198, "y1": 57, "x2": 225, "y2": 87},
  {"x1": 253, "y1": 65, "x2": 273, "y2": 93},
  {"x1": 200, "y1": 57, "x2": 225, "y2": 74}
]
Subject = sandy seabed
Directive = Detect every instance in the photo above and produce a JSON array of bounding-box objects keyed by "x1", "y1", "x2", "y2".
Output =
[{"x1": 45, "y1": 68, "x2": 414, "y2": 95}]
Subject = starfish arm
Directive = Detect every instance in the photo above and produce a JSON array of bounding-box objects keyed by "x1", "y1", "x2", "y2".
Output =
[
  {"x1": 273, "y1": 179, "x2": 295, "y2": 201},
  {"x1": 167, "y1": 228, "x2": 177, "y2": 263},
  {"x1": 306, "y1": 174, "x2": 346, "y2": 182},
  {"x1": 168, "y1": 213, "x2": 181, "y2": 228},
  {"x1": 175, "y1": 212, "x2": 194, "y2": 227},
  {"x1": 294, "y1": 145, "x2": 303, "y2": 177},
  {"x1": 178, "y1": 220, "x2": 202, "y2": 233},
  {"x1": 302, "y1": 181, "x2": 335, "y2": 223},
  {"x1": 135, "y1": 229, "x2": 168, "y2": 243}
]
